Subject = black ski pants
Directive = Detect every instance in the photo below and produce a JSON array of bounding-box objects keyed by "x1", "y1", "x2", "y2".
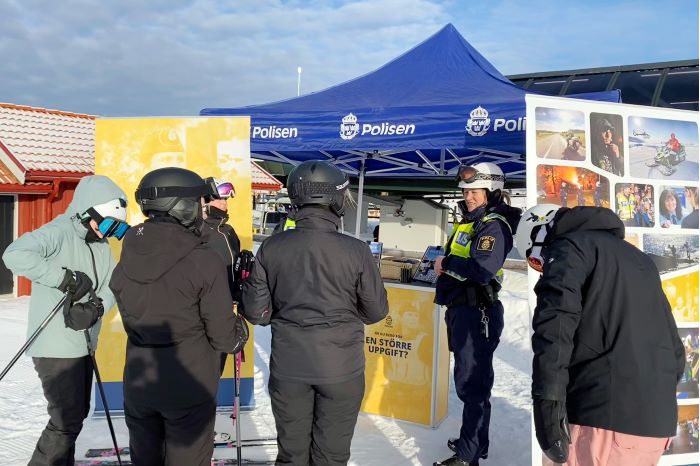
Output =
[
  {"x1": 29, "y1": 356, "x2": 93, "y2": 466},
  {"x1": 269, "y1": 373, "x2": 364, "y2": 466},
  {"x1": 124, "y1": 398, "x2": 217, "y2": 466},
  {"x1": 446, "y1": 301, "x2": 504, "y2": 465}
]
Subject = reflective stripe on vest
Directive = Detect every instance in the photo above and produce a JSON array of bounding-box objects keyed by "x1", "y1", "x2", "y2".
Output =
[
  {"x1": 443, "y1": 213, "x2": 510, "y2": 283},
  {"x1": 283, "y1": 218, "x2": 296, "y2": 231},
  {"x1": 616, "y1": 193, "x2": 635, "y2": 220}
]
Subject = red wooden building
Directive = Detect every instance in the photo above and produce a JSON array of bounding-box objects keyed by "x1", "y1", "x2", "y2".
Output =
[{"x1": 0, "y1": 103, "x2": 94, "y2": 296}]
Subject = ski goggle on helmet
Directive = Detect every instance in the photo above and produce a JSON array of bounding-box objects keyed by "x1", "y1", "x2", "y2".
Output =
[
  {"x1": 81, "y1": 198, "x2": 130, "y2": 240},
  {"x1": 212, "y1": 178, "x2": 236, "y2": 199},
  {"x1": 456, "y1": 162, "x2": 505, "y2": 191},
  {"x1": 514, "y1": 204, "x2": 559, "y2": 273}
]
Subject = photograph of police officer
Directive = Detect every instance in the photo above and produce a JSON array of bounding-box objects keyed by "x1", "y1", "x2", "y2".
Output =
[
  {"x1": 535, "y1": 107, "x2": 586, "y2": 161},
  {"x1": 536, "y1": 165, "x2": 610, "y2": 208},
  {"x1": 614, "y1": 183, "x2": 655, "y2": 228},
  {"x1": 677, "y1": 328, "x2": 699, "y2": 399},
  {"x1": 590, "y1": 112, "x2": 624, "y2": 176}
]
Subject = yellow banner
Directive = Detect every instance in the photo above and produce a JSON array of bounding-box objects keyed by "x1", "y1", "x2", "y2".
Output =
[
  {"x1": 362, "y1": 286, "x2": 443, "y2": 426},
  {"x1": 95, "y1": 116, "x2": 254, "y2": 382}
]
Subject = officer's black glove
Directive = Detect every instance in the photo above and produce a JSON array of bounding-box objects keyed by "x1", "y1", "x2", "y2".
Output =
[
  {"x1": 230, "y1": 314, "x2": 249, "y2": 354},
  {"x1": 58, "y1": 269, "x2": 93, "y2": 302},
  {"x1": 232, "y1": 250, "x2": 255, "y2": 303},
  {"x1": 63, "y1": 296, "x2": 104, "y2": 331},
  {"x1": 533, "y1": 399, "x2": 571, "y2": 464}
]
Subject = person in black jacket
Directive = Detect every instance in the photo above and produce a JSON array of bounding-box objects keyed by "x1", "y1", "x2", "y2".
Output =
[
  {"x1": 201, "y1": 178, "x2": 243, "y2": 374},
  {"x1": 515, "y1": 204, "x2": 685, "y2": 466},
  {"x1": 432, "y1": 162, "x2": 521, "y2": 466},
  {"x1": 241, "y1": 160, "x2": 388, "y2": 466},
  {"x1": 109, "y1": 167, "x2": 248, "y2": 466}
]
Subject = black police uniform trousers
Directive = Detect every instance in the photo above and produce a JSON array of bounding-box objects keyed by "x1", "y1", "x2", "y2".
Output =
[
  {"x1": 29, "y1": 356, "x2": 93, "y2": 466},
  {"x1": 445, "y1": 301, "x2": 504, "y2": 464},
  {"x1": 269, "y1": 373, "x2": 365, "y2": 466},
  {"x1": 124, "y1": 398, "x2": 217, "y2": 466}
]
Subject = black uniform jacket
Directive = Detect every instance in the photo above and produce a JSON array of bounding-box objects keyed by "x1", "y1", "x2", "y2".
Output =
[
  {"x1": 241, "y1": 206, "x2": 389, "y2": 385},
  {"x1": 200, "y1": 209, "x2": 241, "y2": 298},
  {"x1": 532, "y1": 207, "x2": 685, "y2": 437},
  {"x1": 110, "y1": 218, "x2": 245, "y2": 408}
]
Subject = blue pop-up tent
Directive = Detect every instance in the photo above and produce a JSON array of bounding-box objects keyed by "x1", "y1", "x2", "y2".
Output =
[{"x1": 202, "y1": 23, "x2": 619, "y2": 234}]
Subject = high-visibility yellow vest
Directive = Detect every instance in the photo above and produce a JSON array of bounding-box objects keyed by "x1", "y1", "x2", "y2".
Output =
[
  {"x1": 283, "y1": 218, "x2": 296, "y2": 231},
  {"x1": 616, "y1": 193, "x2": 635, "y2": 221},
  {"x1": 443, "y1": 213, "x2": 510, "y2": 283}
]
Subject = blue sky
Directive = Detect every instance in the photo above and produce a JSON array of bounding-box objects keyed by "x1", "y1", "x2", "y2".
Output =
[{"x1": 0, "y1": 0, "x2": 697, "y2": 116}]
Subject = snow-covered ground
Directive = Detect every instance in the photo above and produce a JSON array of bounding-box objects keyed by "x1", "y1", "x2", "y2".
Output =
[{"x1": 0, "y1": 270, "x2": 532, "y2": 466}]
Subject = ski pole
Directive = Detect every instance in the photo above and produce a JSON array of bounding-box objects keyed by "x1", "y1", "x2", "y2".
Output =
[
  {"x1": 234, "y1": 351, "x2": 243, "y2": 466},
  {"x1": 84, "y1": 330, "x2": 123, "y2": 466},
  {"x1": 0, "y1": 292, "x2": 69, "y2": 383}
]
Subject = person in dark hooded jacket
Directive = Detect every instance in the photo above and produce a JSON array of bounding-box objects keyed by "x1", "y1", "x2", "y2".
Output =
[
  {"x1": 242, "y1": 160, "x2": 388, "y2": 466},
  {"x1": 109, "y1": 167, "x2": 248, "y2": 466},
  {"x1": 432, "y1": 162, "x2": 522, "y2": 466},
  {"x1": 515, "y1": 205, "x2": 685, "y2": 466}
]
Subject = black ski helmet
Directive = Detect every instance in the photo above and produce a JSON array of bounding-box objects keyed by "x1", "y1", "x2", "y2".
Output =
[
  {"x1": 135, "y1": 167, "x2": 218, "y2": 231},
  {"x1": 287, "y1": 160, "x2": 350, "y2": 216}
]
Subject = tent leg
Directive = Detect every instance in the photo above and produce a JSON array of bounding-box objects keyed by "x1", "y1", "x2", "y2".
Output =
[{"x1": 354, "y1": 157, "x2": 366, "y2": 238}]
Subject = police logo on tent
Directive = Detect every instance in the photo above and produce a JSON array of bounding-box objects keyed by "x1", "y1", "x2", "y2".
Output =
[
  {"x1": 465, "y1": 106, "x2": 490, "y2": 137},
  {"x1": 340, "y1": 113, "x2": 360, "y2": 140}
]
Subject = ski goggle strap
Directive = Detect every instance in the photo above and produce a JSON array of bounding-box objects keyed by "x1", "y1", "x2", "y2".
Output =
[
  {"x1": 456, "y1": 165, "x2": 505, "y2": 184},
  {"x1": 216, "y1": 181, "x2": 236, "y2": 199},
  {"x1": 526, "y1": 223, "x2": 552, "y2": 273}
]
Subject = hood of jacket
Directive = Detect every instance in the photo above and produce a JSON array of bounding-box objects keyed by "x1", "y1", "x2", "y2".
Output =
[
  {"x1": 294, "y1": 205, "x2": 341, "y2": 230},
  {"x1": 118, "y1": 219, "x2": 203, "y2": 283},
  {"x1": 61, "y1": 175, "x2": 128, "y2": 240},
  {"x1": 488, "y1": 202, "x2": 522, "y2": 234},
  {"x1": 550, "y1": 206, "x2": 625, "y2": 240}
]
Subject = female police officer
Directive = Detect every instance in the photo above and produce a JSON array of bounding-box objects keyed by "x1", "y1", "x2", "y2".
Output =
[
  {"x1": 241, "y1": 160, "x2": 388, "y2": 466},
  {"x1": 433, "y1": 162, "x2": 521, "y2": 466}
]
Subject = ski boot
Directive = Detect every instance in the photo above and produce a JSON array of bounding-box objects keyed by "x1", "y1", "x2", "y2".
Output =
[
  {"x1": 447, "y1": 439, "x2": 488, "y2": 459},
  {"x1": 433, "y1": 455, "x2": 472, "y2": 465}
]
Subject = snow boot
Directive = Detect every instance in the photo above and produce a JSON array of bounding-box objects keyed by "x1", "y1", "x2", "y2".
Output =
[
  {"x1": 433, "y1": 455, "x2": 472, "y2": 466},
  {"x1": 447, "y1": 439, "x2": 488, "y2": 459}
]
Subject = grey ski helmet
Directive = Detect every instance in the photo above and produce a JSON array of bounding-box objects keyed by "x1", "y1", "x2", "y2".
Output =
[
  {"x1": 135, "y1": 167, "x2": 218, "y2": 232},
  {"x1": 287, "y1": 160, "x2": 350, "y2": 216}
]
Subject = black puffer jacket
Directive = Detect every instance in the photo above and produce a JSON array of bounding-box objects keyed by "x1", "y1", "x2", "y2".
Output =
[
  {"x1": 532, "y1": 207, "x2": 685, "y2": 437},
  {"x1": 109, "y1": 218, "x2": 247, "y2": 408},
  {"x1": 241, "y1": 206, "x2": 389, "y2": 384}
]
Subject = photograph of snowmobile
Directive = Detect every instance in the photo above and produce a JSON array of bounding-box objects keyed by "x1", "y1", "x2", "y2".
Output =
[{"x1": 645, "y1": 141, "x2": 688, "y2": 176}]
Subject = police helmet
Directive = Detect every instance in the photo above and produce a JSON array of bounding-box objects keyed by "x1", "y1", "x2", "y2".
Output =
[
  {"x1": 456, "y1": 162, "x2": 505, "y2": 191},
  {"x1": 287, "y1": 160, "x2": 350, "y2": 216},
  {"x1": 135, "y1": 167, "x2": 217, "y2": 229}
]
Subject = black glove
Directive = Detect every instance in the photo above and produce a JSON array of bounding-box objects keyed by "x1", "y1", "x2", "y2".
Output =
[
  {"x1": 63, "y1": 296, "x2": 104, "y2": 331},
  {"x1": 58, "y1": 269, "x2": 93, "y2": 302},
  {"x1": 230, "y1": 314, "x2": 249, "y2": 354},
  {"x1": 232, "y1": 250, "x2": 255, "y2": 303},
  {"x1": 533, "y1": 399, "x2": 571, "y2": 464}
]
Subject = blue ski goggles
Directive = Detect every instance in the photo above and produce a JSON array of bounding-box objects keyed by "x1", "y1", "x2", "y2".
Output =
[{"x1": 96, "y1": 217, "x2": 130, "y2": 240}]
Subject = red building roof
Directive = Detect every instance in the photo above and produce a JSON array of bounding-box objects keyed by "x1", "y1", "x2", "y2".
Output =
[
  {"x1": 251, "y1": 161, "x2": 283, "y2": 191},
  {"x1": 0, "y1": 103, "x2": 95, "y2": 183}
]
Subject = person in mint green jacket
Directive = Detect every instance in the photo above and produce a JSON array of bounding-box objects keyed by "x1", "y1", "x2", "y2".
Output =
[{"x1": 2, "y1": 175, "x2": 128, "y2": 466}]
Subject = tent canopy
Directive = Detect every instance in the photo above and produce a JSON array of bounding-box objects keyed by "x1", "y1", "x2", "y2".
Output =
[{"x1": 202, "y1": 23, "x2": 620, "y2": 180}]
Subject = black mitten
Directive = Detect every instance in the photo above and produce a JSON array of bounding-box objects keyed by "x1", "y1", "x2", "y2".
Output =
[
  {"x1": 230, "y1": 314, "x2": 249, "y2": 354},
  {"x1": 58, "y1": 269, "x2": 93, "y2": 302},
  {"x1": 64, "y1": 298, "x2": 104, "y2": 331},
  {"x1": 533, "y1": 399, "x2": 571, "y2": 463}
]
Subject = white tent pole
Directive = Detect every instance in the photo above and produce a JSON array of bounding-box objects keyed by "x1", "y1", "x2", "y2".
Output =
[{"x1": 354, "y1": 156, "x2": 366, "y2": 238}]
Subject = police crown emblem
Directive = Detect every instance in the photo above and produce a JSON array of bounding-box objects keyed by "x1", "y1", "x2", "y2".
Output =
[
  {"x1": 466, "y1": 106, "x2": 490, "y2": 137},
  {"x1": 340, "y1": 113, "x2": 360, "y2": 140}
]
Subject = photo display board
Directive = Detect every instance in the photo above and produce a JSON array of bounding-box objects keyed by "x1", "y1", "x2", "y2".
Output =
[{"x1": 526, "y1": 94, "x2": 699, "y2": 466}]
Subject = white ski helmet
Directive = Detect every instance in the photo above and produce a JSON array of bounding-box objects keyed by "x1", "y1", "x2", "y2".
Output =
[
  {"x1": 457, "y1": 162, "x2": 505, "y2": 191},
  {"x1": 515, "y1": 203, "x2": 560, "y2": 271},
  {"x1": 90, "y1": 197, "x2": 128, "y2": 222}
]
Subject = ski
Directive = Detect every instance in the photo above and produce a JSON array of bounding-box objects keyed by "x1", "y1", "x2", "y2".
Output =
[
  {"x1": 86, "y1": 438, "x2": 276, "y2": 457},
  {"x1": 77, "y1": 459, "x2": 275, "y2": 466}
]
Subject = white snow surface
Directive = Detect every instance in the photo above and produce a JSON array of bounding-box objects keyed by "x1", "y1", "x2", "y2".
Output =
[{"x1": 0, "y1": 269, "x2": 532, "y2": 466}]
